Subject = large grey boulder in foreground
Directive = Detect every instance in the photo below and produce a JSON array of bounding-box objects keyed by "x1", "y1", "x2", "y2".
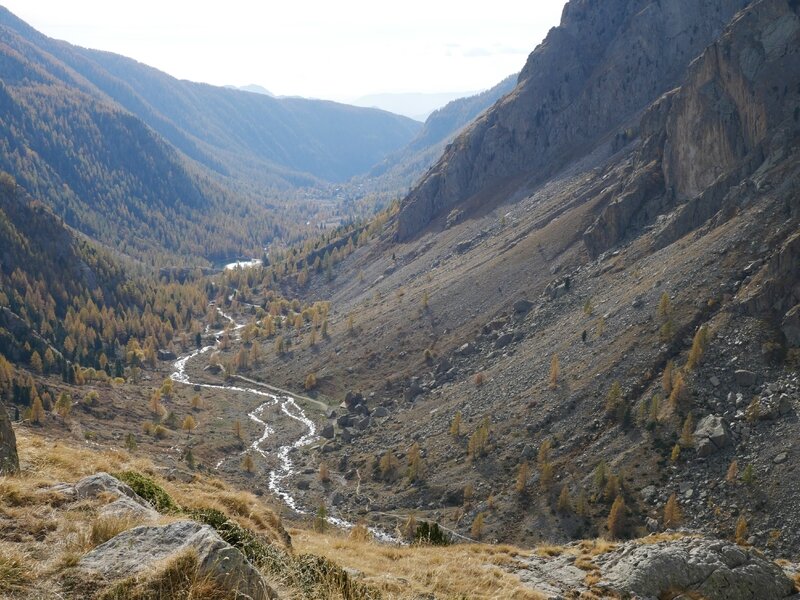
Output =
[
  {"x1": 0, "y1": 402, "x2": 19, "y2": 474},
  {"x1": 516, "y1": 535, "x2": 796, "y2": 599},
  {"x1": 78, "y1": 520, "x2": 277, "y2": 600},
  {"x1": 600, "y1": 537, "x2": 795, "y2": 600}
]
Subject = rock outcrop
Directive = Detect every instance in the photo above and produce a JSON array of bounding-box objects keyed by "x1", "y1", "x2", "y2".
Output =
[
  {"x1": 516, "y1": 535, "x2": 796, "y2": 599},
  {"x1": 395, "y1": 0, "x2": 752, "y2": 241},
  {"x1": 77, "y1": 520, "x2": 277, "y2": 600},
  {"x1": 663, "y1": 0, "x2": 800, "y2": 200},
  {"x1": 600, "y1": 537, "x2": 796, "y2": 600},
  {"x1": 693, "y1": 415, "x2": 730, "y2": 457},
  {"x1": 54, "y1": 472, "x2": 159, "y2": 521},
  {"x1": 586, "y1": 0, "x2": 800, "y2": 257},
  {"x1": 0, "y1": 401, "x2": 18, "y2": 475}
]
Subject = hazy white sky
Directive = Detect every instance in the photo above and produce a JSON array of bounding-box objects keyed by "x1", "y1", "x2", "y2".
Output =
[{"x1": 2, "y1": 0, "x2": 566, "y2": 101}]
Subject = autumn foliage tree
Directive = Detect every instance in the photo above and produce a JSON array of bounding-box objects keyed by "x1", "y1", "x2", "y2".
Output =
[
  {"x1": 549, "y1": 354, "x2": 560, "y2": 389},
  {"x1": 664, "y1": 493, "x2": 682, "y2": 528},
  {"x1": 607, "y1": 495, "x2": 626, "y2": 539}
]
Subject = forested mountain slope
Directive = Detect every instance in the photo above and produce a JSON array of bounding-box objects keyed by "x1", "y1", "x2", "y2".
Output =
[{"x1": 0, "y1": 7, "x2": 421, "y2": 263}]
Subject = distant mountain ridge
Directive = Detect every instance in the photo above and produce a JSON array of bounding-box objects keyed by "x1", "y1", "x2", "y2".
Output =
[
  {"x1": 0, "y1": 6, "x2": 422, "y2": 262},
  {"x1": 362, "y1": 75, "x2": 518, "y2": 195},
  {"x1": 227, "y1": 84, "x2": 275, "y2": 96},
  {"x1": 352, "y1": 90, "x2": 481, "y2": 121}
]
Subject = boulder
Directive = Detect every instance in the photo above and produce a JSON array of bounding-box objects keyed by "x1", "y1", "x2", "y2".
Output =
[
  {"x1": 457, "y1": 343, "x2": 477, "y2": 356},
  {"x1": 354, "y1": 417, "x2": 371, "y2": 431},
  {"x1": 157, "y1": 349, "x2": 177, "y2": 361},
  {"x1": 372, "y1": 406, "x2": 389, "y2": 418},
  {"x1": 435, "y1": 358, "x2": 452, "y2": 374},
  {"x1": 494, "y1": 333, "x2": 514, "y2": 349},
  {"x1": 336, "y1": 414, "x2": 352, "y2": 428},
  {"x1": 0, "y1": 403, "x2": 19, "y2": 475},
  {"x1": 513, "y1": 299, "x2": 534, "y2": 314},
  {"x1": 600, "y1": 537, "x2": 795, "y2": 600},
  {"x1": 320, "y1": 424, "x2": 335, "y2": 440},
  {"x1": 353, "y1": 404, "x2": 370, "y2": 417},
  {"x1": 78, "y1": 520, "x2": 276, "y2": 600},
  {"x1": 693, "y1": 415, "x2": 729, "y2": 456},
  {"x1": 735, "y1": 370, "x2": 757, "y2": 387},
  {"x1": 75, "y1": 473, "x2": 152, "y2": 508},
  {"x1": 748, "y1": 394, "x2": 793, "y2": 421},
  {"x1": 344, "y1": 391, "x2": 364, "y2": 410},
  {"x1": 100, "y1": 495, "x2": 159, "y2": 521},
  {"x1": 339, "y1": 428, "x2": 353, "y2": 443}
]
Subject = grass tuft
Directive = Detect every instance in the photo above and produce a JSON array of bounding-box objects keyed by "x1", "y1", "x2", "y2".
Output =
[
  {"x1": 0, "y1": 542, "x2": 33, "y2": 595},
  {"x1": 90, "y1": 515, "x2": 141, "y2": 547}
]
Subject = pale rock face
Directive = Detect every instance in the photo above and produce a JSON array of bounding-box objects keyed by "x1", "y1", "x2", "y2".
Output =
[
  {"x1": 516, "y1": 536, "x2": 796, "y2": 599},
  {"x1": 78, "y1": 520, "x2": 277, "y2": 600},
  {"x1": 600, "y1": 537, "x2": 795, "y2": 599},
  {"x1": 395, "y1": 0, "x2": 752, "y2": 241},
  {"x1": 663, "y1": 0, "x2": 800, "y2": 199}
]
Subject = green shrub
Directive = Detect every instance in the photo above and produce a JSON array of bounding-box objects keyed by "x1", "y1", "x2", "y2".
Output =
[
  {"x1": 414, "y1": 521, "x2": 450, "y2": 546},
  {"x1": 114, "y1": 471, "x2": 180, "y2": 514}
]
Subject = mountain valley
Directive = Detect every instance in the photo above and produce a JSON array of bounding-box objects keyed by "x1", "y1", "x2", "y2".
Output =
[{"x1": 1, "y1": 1, "x2": 799, "y2": 598}]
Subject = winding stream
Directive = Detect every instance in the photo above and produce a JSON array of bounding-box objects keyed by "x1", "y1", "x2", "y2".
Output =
[{"x1": 170, "y1": 308, "x2": 397, "y2": 542}]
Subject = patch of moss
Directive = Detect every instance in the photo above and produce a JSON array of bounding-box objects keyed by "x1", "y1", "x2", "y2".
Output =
[{"x1": 114, "y1": 471, "x2": 180, "y2": 514}]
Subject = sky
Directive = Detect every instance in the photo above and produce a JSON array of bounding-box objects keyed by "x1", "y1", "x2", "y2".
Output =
[{"x1": 1, "y1": 0, "x2": 566, "y2": 103}]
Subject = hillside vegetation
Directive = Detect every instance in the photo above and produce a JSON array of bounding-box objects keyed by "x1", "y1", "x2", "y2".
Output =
[{"x1": 0, "y1": 7, "x2": 421, "y2": 264}]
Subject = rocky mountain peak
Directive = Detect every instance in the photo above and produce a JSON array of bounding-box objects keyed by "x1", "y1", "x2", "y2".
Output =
[{"x1": 395, "y1": 0, "x2": 752, "y2": 241}]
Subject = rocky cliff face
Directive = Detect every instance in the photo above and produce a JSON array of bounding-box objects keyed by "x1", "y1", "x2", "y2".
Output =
[
  {"x1": 395, "y1": 0, "x2": 752, "y2": 241},
  {"x1": 584, "y1": 0, "x2": 800, "y2": 258},
  {"x1": 663, "y1": 0, "x2": 800, "y2": 199}
]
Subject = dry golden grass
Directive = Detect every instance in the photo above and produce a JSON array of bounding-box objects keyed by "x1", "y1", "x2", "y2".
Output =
[
  {"x1": 0, "y1": 541, "x2": 34, "y2": 596},
  {"x1": 10, "y1": 430, "x2": 290, "y2": 550},
  {"x1": 91, "y1": 549, "x2": 232, "y2": 600},
  {"x1": 576, "y1": 539, "x2": 618, "y2": 556},
  {"x1": 575, "y1": 557, "x2": 598, "y2": 572},
  {"x1": 292, "y1": 528, "x2": 542, "y2": 600},
  {"x1": 0, "y1": 430, "x2": 292, "y2": 597},
  {"x1": 584, "y1": 571, "x2": 601, "y2": 587},
  {"x1": 535, "y1": 544, "x2": 565, "y2": 557},
  {"x1": 90, "y1": 514, "x2": 143, "y2": 547}
]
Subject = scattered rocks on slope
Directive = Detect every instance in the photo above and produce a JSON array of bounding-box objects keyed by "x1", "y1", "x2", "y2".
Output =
[
  {"x1": 0, "y1": 402, "x2": 19, "y2": 475},
  {"x1": 77, "y1": 520, "x2": 277, "y2": 600}
]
